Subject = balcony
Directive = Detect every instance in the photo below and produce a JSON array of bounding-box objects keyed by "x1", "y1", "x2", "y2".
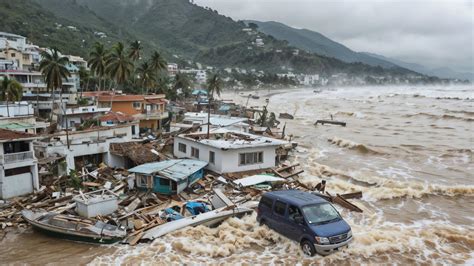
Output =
[
  {"x1": 137, "y1": 111, "x2": 169, "y2": 120},
  {"x1": 0, "y1": 151, "x2": 34, "y2": 165}
]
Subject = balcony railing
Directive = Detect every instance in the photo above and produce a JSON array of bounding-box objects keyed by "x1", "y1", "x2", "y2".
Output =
[{"x1": 0, "y1": 151, "x2": 34, "y2": 165}]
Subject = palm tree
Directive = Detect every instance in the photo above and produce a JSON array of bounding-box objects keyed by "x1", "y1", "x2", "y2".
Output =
[
  {"x1": 39, "y1": 48, "x2": 70, "y2": 121},
  {"x1": 206, "y1": 73, "x2": 222, "y2": 138},
  {"x1": 149, "y1": 51, "x2": 167, "y2": 75},
  {"x1": 128, "y1": 40, "x2": 142, "y2": 62},
  {"x1": 0, "y1": 77, "x2": 23, "y2": 117},
  {"x1": 105, "y1": 42, "x2": 134, "y2": 89},
  {"x1": 87, "y1": 42, "x2": 107, "y2": 91},
  {"x1": 136, "y1": 61, "x2": 156, "y2": 95},
  {"x1": 173, "y1": 73, "x2": 191, "y2": 99},
  {"x1": 78, "y1": 66, "x2": 90, "y2": 98}
]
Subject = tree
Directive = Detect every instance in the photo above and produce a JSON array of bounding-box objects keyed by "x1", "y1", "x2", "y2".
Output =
[
  {"x1": 105, "y1": 42, "x2": 134, "y2": 89},
  {"x1": 248, "y1": 22, "x2": 259, "y2": 30},
  {"x1": 87, "y1": 42, "x2": 107, "y2": 91},
  {"x1": 78, "y1": 66, "x2": 90, "y2": 97},
  {"x1": 173, "y1": 73, "x2": 191, "y2": 99},
  {"x1": 39, "y1": 48, "x2": 71, "y2": 120},
  {"x1": 0, "y1": 77, "x2": 23, "y2": 117},
  {"x1": 0, "y1": 77, "x2": 23, "y2": 101},
  {"x1": 128, "y1": 40, "x2": 142, "y2": 62},
  {"x1": 136, "y1": 61, "x2": 156, "y2": 95},
  {"x1": 149, "y1": 51, "x2": 167, "y2": 75},
  {"x1": 206, "y1": 73, "x2": 222, "y2": 138}
]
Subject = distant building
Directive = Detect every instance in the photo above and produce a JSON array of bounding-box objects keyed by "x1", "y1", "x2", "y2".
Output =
[
  {"x1": 195, "y1": 70, "x2": 207, "y2": 84},
  {"x1": 174, "y1": 129, "x2": 288, "y2": 174},
  {"x1": 167, "y1": 63, "x2": 178, "y2": 76},
  {"x1": 97, "y1": 94, "x2": 168, "y2": 132},
  {"x1": 0, "y1": 129, "x2": 40, "y2": 199},
  {"x1": 255, "y1": 38, "x2": 264, "y2": 47}
]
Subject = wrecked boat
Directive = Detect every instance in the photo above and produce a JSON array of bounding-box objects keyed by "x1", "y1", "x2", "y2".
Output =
[
  {"x1": 142, "y1": 204, "x2": 254, "y2": 240},
  {"x1": 22, "y1": 210, "x2": 127, "y2": 244}
]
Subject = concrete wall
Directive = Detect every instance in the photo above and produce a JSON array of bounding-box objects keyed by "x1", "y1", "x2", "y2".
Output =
[
  {"x1": 174, "y1": 137, "x2": 277, "y2": 174},
  {"x1": 0, "y1": 172, "x2": 33, "y2": 199}
]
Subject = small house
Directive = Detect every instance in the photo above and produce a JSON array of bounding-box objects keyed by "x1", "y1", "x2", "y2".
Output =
[
  {"x1": 173, "y1": 129, "x2": 288, "y2": 174},
  {"x1": 128, "y1": 159, "x2": 208, "y2": 195}
]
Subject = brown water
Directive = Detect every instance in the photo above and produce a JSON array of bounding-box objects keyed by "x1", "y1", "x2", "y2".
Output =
[{"x1": 2, "y1": 85, "x2": 473, "y2": 264}]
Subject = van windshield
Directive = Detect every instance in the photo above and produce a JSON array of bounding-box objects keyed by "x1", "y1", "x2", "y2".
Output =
[{"x1": 301, "y1": 203, "x2": 341, "y2": 225}]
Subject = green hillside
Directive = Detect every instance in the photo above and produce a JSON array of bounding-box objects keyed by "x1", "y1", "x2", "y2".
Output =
[{"x1": 247, "y1": 20, "x2": 398, "y2": 68}]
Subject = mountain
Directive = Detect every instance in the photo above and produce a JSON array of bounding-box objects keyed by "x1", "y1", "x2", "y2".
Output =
[
  {"x1": 246, "y1": 20, "x2": 398, "y2": 69},
  {"x1": 361, "y1": 52, "x2": 473, "y2": 81},
  {"x1": 2, "y1": 0, "x2": 424, "y2": 79}
]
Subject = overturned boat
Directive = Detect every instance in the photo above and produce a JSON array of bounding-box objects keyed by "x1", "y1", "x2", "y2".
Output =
[{"x1": 22, "y1": 210, "x2": 127, "y2": 244}]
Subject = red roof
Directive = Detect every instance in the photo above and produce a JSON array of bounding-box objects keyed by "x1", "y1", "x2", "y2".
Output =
[
  {"x1": 82, "y1": 91, "x2": 114, "y2": 97},
  {"x1": 98, "y1": 95, "x2": 145, "y2": 102},
  {"x1": 0, "y1": 128, "x2": 37, "y2": 141},
  {"x1": 99, "y1": 111, "x2": 136, "y2": 122}
]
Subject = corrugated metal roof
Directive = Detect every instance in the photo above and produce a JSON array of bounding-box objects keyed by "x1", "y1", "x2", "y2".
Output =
[{"x1": 128, "y1": 159, "x2": 208, "y2": 182}]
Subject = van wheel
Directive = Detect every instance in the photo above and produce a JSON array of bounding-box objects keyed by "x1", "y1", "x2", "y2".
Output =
[{"x1": 301, "y1": 240, "x2": 316, "y2": 257}]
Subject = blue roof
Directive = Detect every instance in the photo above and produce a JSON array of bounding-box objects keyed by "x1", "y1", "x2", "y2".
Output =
[
  {"x1": 192, "y1": 89, "x2": 208, "y2": 95},
  {"x1": 263, "y1": 190, "x2": 327, "y2": 207},
  {"x1": 128, "y1": 159, "x2": 208, "y2": 182}
]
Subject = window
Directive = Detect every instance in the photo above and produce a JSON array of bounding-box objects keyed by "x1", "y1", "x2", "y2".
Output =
[
  {"x1": 159, "y1": 178, "x2": 170, "y2": 186},
  {"x1": 260, "y1": 196, "x2": 273, "y2": 209},
  {"x1": 288, "y1": 205, "x2": 303, "y2": 222},
  {"x1": 209, "y1": 151, "x2": 215, "y2": 164},
  {"x1": 239, "y1": 152, "x2": 264, "y2": 165},
  {"x1": 133, "y1": 102, "x2": 141, "y2": 109},
  {"x1": 191, "y1": 147, "x2": 199, "y2": 159},
  {"x1": 274, "y1": 200, "x2": 286, "y2": 216},
  {"x1": 11, "y1": 53, "x2": 16, "y2": 58},
  {"x1": 4, "y1": 166, "x2": 31, "y2": 176},
  {"x1": 178, "y1": 143, "x2": 187, "y2": 153}
]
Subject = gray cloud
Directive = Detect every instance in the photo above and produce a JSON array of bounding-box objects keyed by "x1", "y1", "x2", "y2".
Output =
[{"x1": 195, "y1": 0, "x2": 473, "y2": 72}]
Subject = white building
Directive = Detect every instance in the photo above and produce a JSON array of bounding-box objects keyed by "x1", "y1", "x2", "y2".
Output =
[
  {"x1": 195, "y1": 70, "x2": 207, "y2": 84},
  {"x1": 34, "y1": 123, "x2": 139, "y2": 172},
  {"x1": 55, "y1": 105, "x2": 110, "y2": 130},
  {"x1": 173, "y1": 129, "x2": 288, "y2": 174},
  {"x1": 167, "y1": 63, "x2": 178, "y2": 76},
  {"x1": 0, "y1": 101, "x2": 49, "y2": 134},
  {"x1": 0, "y1": 129, "x2": 40, "y2": 199},
  {"x1": 255, "y1": 38, "x2": 264, "y2": 47}
]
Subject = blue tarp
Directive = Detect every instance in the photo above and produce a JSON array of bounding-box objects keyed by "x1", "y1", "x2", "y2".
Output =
[
  {"x1": 163, "y1": 208, "x2": 184, "y2": 221},
  {"x1": 185, "y1": 202, "x2": 210, "y2": 215},
  {"x1": 218, "y1": 105, "x2": 231, "y2": 112}
]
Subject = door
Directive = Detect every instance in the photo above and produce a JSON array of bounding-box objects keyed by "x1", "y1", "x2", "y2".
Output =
[
  {"x1": 284, "y1": 205, "x2": 305, "y2": 241},
  {"x1": 272, "y1": 200, "x2": 287, "y2": 234}
]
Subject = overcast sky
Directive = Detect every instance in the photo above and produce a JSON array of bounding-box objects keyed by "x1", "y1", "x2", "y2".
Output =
[{"x1": 194, "y1": 0, "x2": 473, "y2": 73}]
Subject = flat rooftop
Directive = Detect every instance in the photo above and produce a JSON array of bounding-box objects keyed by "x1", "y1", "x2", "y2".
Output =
[{"x1": 177, "y1": 128, "x2": 288, "y2": 150}]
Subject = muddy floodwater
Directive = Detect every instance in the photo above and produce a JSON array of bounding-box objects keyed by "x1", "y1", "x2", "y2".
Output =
[{"x1": 1, "y1": 85, "x2": 473, "y2": 265}]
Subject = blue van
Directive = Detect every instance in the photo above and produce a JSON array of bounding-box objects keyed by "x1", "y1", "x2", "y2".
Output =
[{"x1": 256, "y1": 190, "x2": 353, "y2": 256}]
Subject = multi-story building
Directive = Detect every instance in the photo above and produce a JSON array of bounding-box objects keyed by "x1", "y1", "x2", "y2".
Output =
[
  {"x1": 97, "y1": 94, "x2": 168, "y2": 132},
  {"x1": 167, "y1": 63, "x2": 178, "y2": 76},
  {"x1": 0, "y1": 129, "x2": 40, "y2": 199}
]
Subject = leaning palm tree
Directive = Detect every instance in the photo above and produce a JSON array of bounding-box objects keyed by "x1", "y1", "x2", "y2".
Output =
[
  {"x1": 128, "y1": 40, "x2": 142, "y2": 62},
  {"x1": 0, "y1": 77, "x2": 23, "y2": 117},
  {"x1": 105, "y1": 42, "x2": 134, "y2": 90},
  {"x1": 39, "y1": 48, "x2": 70, "y2": 121},
  {"x1": 87, "y1": 42, "x2": 107, "y2": 91},
  {"x1": 136, "y1": 61, "x2": 156, "y2": 95},
  {"x1": 206, "y1": 73, "x2": 222, "y2": 138},
  {"x1": 149, "y1": 51, "x2": 167, "y2": 75}
]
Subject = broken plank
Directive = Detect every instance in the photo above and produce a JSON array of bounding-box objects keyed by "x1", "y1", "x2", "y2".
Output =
[{"x1": 333, "y1": 194, "x2": 363, "y2": 213}]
